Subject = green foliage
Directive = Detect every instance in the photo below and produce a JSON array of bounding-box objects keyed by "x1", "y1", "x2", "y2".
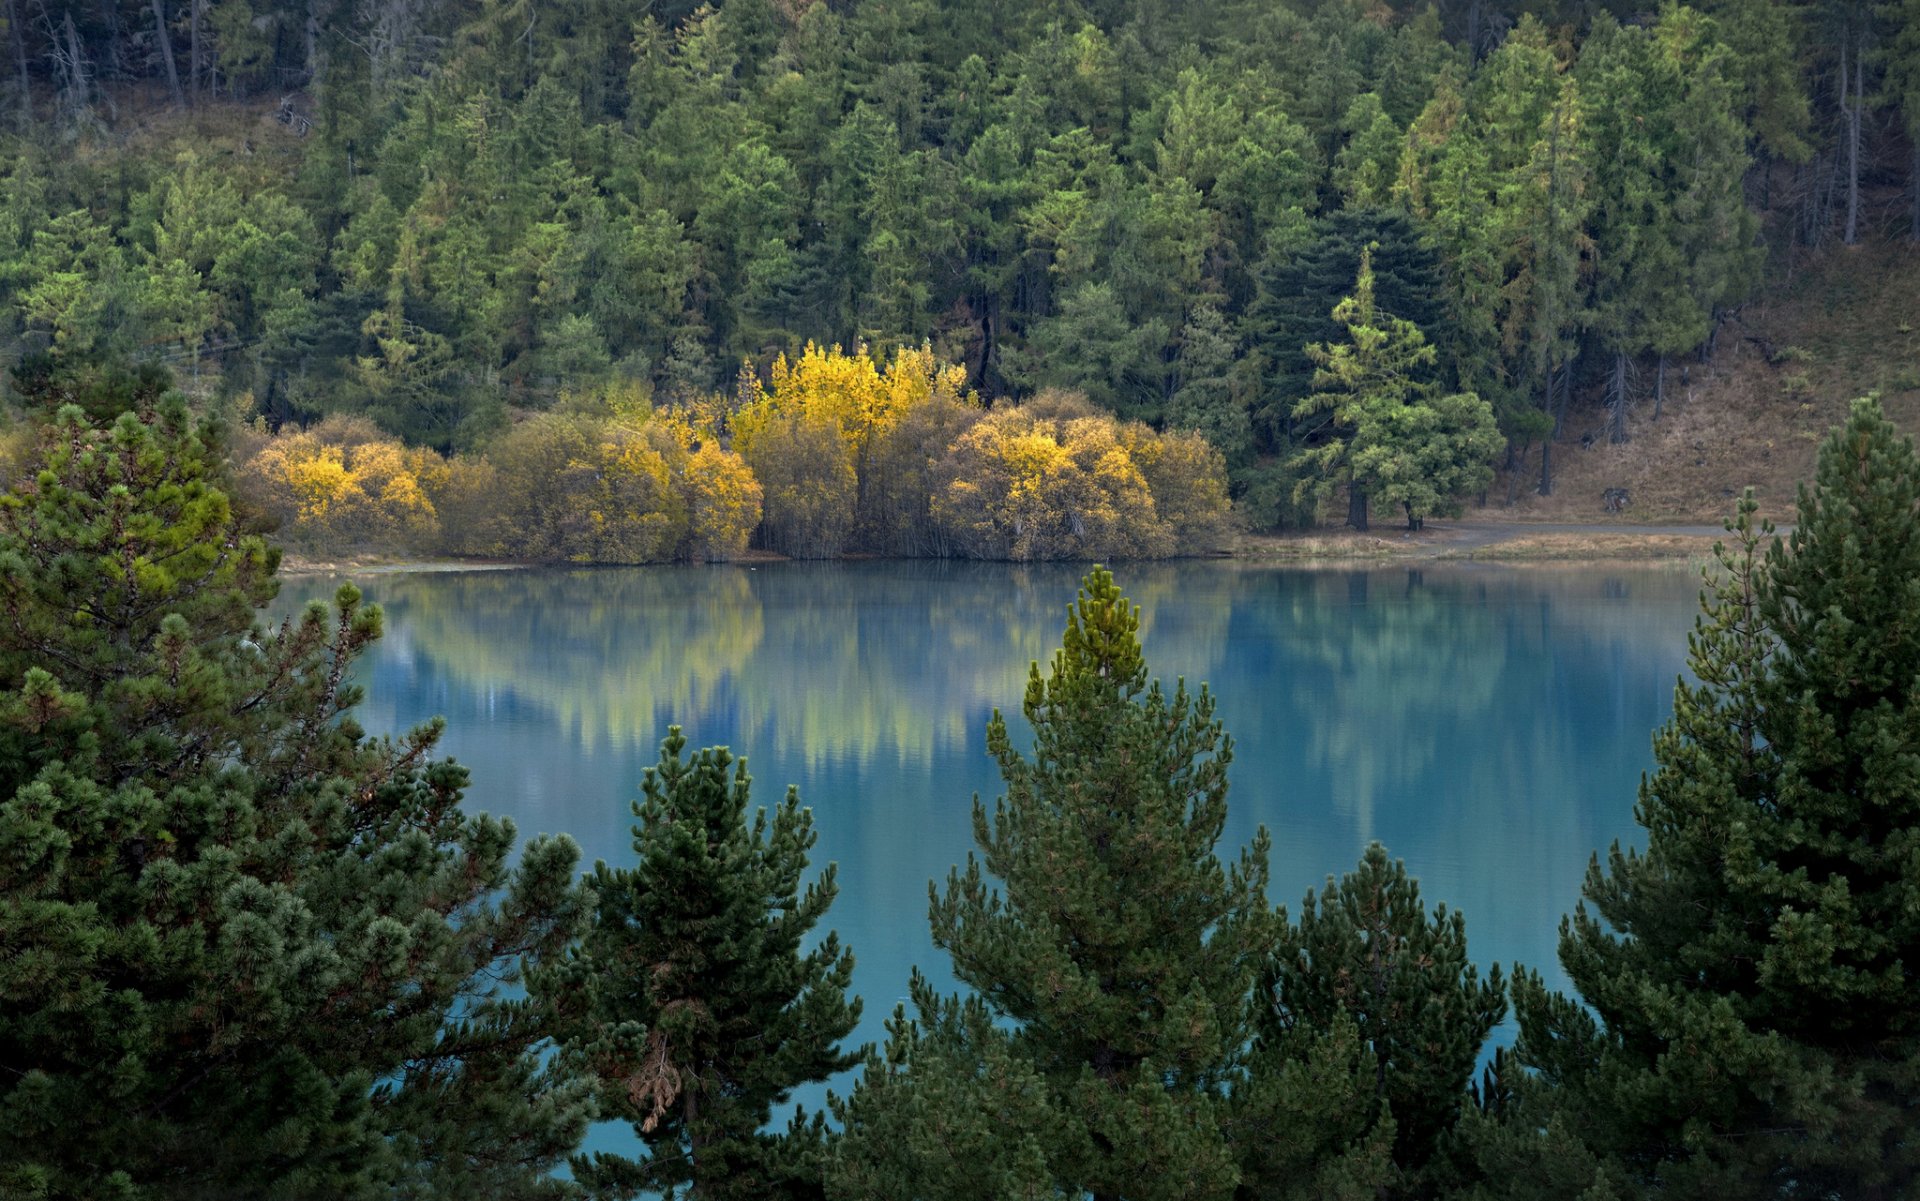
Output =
[
  {"x1": 0, "y1": 0, "x2": 1811, "y2": 538},
  {"x1": 0, "y1": 398, "x2": 589, "y2": 1199},
  {"x1": 835, "y1": 567, "x2": 1286, "y2": 1198},
  {"x1": 1265, "y1": 844, "x2": 1506, "y2": 1199},
  {"x1": 1293, "y1": 249, "x2": 1501, "y2": 530},
  {"x1": 544, "y1": 728, "x2": 862, "y2": 1200},
  {"x1": 1493, "y1": 399, "x2": 1920, "y2": 1198}
]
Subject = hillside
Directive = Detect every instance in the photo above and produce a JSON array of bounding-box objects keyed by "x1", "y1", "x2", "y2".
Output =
[{"x1": 1487, "y1": 240, "x2": 1920, "y2": 527}]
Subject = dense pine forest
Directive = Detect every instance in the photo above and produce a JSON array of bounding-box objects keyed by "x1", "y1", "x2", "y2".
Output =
[{"x1": 1, "y1": 0, "x2": 1917, "y2": 556}]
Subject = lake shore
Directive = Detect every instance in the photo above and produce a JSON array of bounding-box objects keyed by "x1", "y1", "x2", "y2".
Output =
[
  {"x1": 279, "y1": 521, "x2": 1734, "y2": 577},
  {"x1": 1237, "y1": 519, "x2": 1733, "y2": 565}
]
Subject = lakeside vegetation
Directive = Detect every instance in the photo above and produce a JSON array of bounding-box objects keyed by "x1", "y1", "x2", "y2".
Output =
[{"x1": 1, "y1": 391, "x2": 1916, "y2": 1199}]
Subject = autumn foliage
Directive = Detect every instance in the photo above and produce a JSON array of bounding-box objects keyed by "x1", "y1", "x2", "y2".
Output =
[{"x1": 237, "y1": 346, "x2": 1234, "y2": 563}]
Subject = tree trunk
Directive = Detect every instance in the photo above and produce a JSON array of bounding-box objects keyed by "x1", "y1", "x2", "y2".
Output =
[
  {"x1": 1653, "y1": 354, "x2": 1666, "y2": 422},
  {"x1": 149, "y1": 0, "x2": 183, "y2": 106},
  {"x1": 1608, "y1": 351, "x2": 1628, "y2": 444},
  {"x1": 1539, "y1": 359, "x2": 1573, "y2": 496},
  {"x1": 1347, "y1": 483, "x2": 1369, "y2": 532},
  {"x1": 1911, "y1": 140, "x2": 1919, "y2": 242},
  {"x1": 57, "y1": 9, "x2": 89, "y2": 121},
  {"x1": 1403, "y1": 501, "x2": 1422, "y2": 531},
  {"x1": 1844, "y1": 35, "x2": 1861, "y2": 247},
  {"x1": 685, "y1": 1083, "x2": 702, "y2": 1197},
  {"x1": 187, "y1": 0, "x2": 200, "y2": 102},
  {"x1": 305, "y1": 0, "x2": 321, "y2": 85},
  {"x1": 7, "y1": 0, "x2": 27, "y2": 121}
]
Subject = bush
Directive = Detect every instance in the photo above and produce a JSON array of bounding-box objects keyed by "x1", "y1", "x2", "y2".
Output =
[
  {"x1": 741, "y1": 411, "x2": 858, "y2": 559},
  {"x1": 931, "y1": 391, "x2": 1226, "y2": 561},
  {"x1": 242, "y1": 414, "x2": 444, "y2": 550}
]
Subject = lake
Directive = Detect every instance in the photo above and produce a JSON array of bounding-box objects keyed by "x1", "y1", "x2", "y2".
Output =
[{"x1": 276, "y1": 558, "x2": 1704, "y2": 1137}]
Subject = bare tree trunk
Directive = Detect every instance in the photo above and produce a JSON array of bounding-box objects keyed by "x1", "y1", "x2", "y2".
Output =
[
  {"x1": 305, "y1": 0, "x2": 320, "y2": 84},
  {"x1": 149, "y1": 0, "x2": 182, "y2": 106},
  {"x1": 7, "y1": 0, "x2": 28, "y2": 120},
  {"x1": 187, "y1": 0, "x2": 200, "y2": 102},
  {"x1": 1539, "y1": 360, "x2": 1572, "y2": 496},
  {"x1": 1844, "y1": 35, "x2": 1862, "y2": 247},
  {"x1": 1347, "y1": 483, "x2": 1369, "y2": 532},
  {"x1": 1653, "y1": 354, "x2": 1666, "y2": 422},
  {"x1": 56, "y1": 8, "x2": 90, "y2": 121},
  {"x1": 1608, "y1": 351, "x2": 1629, "y2": 444}
]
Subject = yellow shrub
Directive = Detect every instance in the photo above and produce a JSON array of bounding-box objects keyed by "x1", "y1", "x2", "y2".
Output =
[
  {"x1": 931, "y1": 391, "x2": 1224, "y2": 561},
  {"x1": 745, "y1": 411, "x2": 857, "y2": 559},
  {"x1": 241, "y1": 415, "x2": 444, "y2": 550},
  {"x1": 682, "y1": 442, "x2": 763, "y2": 562}
]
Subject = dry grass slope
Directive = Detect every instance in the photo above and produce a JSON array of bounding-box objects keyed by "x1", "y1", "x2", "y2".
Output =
[{"x1": 1487, "y1": 241, "x2": 1920, "y2": 526}]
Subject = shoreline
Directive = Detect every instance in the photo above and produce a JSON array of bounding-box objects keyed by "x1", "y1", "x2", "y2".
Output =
[{"x1": 278, "y1": 521, "x2": 1733, "y2": 578}]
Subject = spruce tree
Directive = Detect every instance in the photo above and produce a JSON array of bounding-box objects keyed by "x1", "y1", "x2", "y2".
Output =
[
  {"x1": 0, "y1": 398, "x2": 589, "y2": 1199},
  {"x1": 1497, "y1": 399, "x2": 1920, "y2": 1199},
  {"x1": 544, "y1": 728, "x2": 862, "y2": 1201},
  {"x1": 830, "y1": 568, "x2": 1387, "y2": 1200}
]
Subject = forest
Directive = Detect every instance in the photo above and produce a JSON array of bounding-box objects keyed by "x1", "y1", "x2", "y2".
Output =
[{"x1": 0, "y1": 0, "x2": 1916, "y2": 554}]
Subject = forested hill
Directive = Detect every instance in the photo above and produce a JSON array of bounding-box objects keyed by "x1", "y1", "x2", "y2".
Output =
[{"x1": 1, "y1": 0, "x2": 1917, "y2": 532}]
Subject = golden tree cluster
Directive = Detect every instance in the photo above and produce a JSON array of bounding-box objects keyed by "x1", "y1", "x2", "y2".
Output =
[{"x1": 238, "y1": 346, "x2": 1234, "y2": 564}]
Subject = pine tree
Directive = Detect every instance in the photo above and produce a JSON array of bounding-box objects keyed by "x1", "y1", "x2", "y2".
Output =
[
  {"x1": 1497, "y1": 399, "x2": 1920, "y2": 1199},
  {"x1": 1264, "y1": 844, "x2": 1506, "y2": 1199},
  {"x1": 831, "y1": 568, "x2": 1384, "y2": 1200},
  {"x1": 0, "y1": 396, "x2": 589, "y2": 1199},
  {"x1": 1293, "y1": 249, "x2": 1501, "y2": 531},
  {"x1": 545, "y1": 728, "x2": 862, "y2": 1201}
]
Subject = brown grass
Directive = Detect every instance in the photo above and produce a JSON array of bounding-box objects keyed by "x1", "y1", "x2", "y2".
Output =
[
  {"x1": 1441, "y1": 533, "x2": 1717, "y2": 563},
  {"x1": 1236, "y1": 531, "x2": 1429, "y2": 561},
  {"x1": 1486, "y1": 241, "x2": 1920, "y2": 526}
]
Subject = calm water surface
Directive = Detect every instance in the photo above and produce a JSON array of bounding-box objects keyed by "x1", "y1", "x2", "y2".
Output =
[{"x1": 277, "y1": 559, "x2": 1702, "y2": 1135}]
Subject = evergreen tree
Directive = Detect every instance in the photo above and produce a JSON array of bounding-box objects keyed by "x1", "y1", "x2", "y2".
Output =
[
  {"x1": 0, "y1": 396, "x2": 589, "y2": 1199},
  {"x1": 1243, "y1": 209, "x2": 1450, "y2": 460},
  {"x1": 831, "y1": 568, "x2": 1385, "y2": 1200},
  {"x1": 1293, "y1": 249, "x2": 1501, "y2": 531},
  {"x1": 545, "y1": 728, "x2": 862, "y2": 1201},
  {"x1": 1497, "y1": 399, "x2": 1920, "y2": 1198},
  {"x1": 1264, "y1": 844, "x2": 1506, "y2": 1199}
]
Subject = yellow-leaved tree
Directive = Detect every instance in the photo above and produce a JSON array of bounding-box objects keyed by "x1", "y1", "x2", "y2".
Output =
[
  {"x1": 463, "y1": 406, "x2": 759, "y2": 564},
  {"x1": 243, "y1": 415, "x2": 444, "y2": 548},
  {"x1": 931, "y1": 391, "x2": 1234, "y2": 561},
  {"x1": 733, "y1": 342, "x2": 975, "y2": 556}
]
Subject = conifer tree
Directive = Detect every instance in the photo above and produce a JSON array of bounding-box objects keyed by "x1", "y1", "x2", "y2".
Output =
[
  {"x1": 831, "y1": 568, "x2": 1387, "y2": 1200},
  {"x1": 1294, "y1": 249, "x2": 1501, "y2": 531},
  {"x1": 545, "y1": 728, "x2": 862, "y2": 1201},
  {"x1": 0, "y1": 396, "x2": 589, "y2": 1199},
  {"x1": 1496, "y1": 399, "x2": 1920, "y2": 1199},
  {"x1": 1264, "y1": 844, "x2": 1506, "y2": 1199}
]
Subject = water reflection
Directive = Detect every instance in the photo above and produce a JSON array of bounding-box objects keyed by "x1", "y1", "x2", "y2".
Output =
[{"x1": 277, "y1": 560, "x2": 1700, "y2": 1106}]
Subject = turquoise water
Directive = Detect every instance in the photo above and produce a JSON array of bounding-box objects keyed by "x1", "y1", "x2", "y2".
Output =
[{"x1": 277, "y1": 559, "x2": 1702, "y2": 1142}]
